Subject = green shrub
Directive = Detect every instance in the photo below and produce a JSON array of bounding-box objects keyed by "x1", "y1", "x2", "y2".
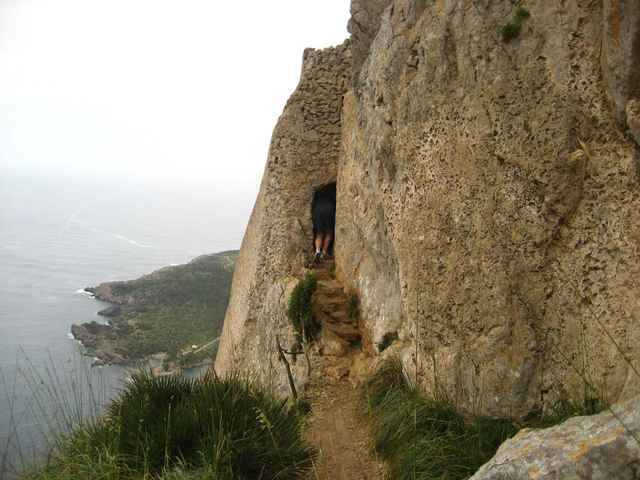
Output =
[
  {"x1": 287, "y1": 273, "x2": 320, "y2": 343},
  {"x1": 499, "y1": 6, "x2": 530, "y2": 42},
  {"x1": 27, "y1": 372, "x2": 315, "y2": 480},
  {"x1": 499, "y1": 22, "x2": 522, "y2": 42}
]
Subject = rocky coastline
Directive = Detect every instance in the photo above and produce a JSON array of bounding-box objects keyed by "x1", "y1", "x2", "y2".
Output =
[{"x1": 71, "y1": 251, "x2": 237, "y2": 373}]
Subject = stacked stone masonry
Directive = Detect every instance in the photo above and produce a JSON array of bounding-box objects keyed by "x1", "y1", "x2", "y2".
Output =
[{"x1": 215, "y1": 42, "x2": 351, "y2": 395}]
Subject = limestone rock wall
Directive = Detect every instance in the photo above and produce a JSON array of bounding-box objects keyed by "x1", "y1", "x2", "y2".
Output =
[
  {"x1": 215, "y1": 42, "x2": 351, "y2": 393},
  {"x1": 217, "y1": 0, "x2": 640, "y2": 418},
  {"x1": 337, "y1": 0, "x2": 640, "y2": 416},
  {"x1": 348, "y1": 0, "x2": 392, "y2": 85}
]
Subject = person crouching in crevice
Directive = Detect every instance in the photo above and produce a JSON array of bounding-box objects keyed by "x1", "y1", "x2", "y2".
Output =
[{"x1": 312, "y1": 186, "x2": 336, "y2": 263}]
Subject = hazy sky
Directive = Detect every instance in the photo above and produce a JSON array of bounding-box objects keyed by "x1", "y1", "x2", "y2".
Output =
[{"x1": 0, "y1": 0, "x2": 349, "y2": 197}]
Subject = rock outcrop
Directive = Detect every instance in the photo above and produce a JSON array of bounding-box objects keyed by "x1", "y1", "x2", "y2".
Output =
[
  {"x1": 216, "y1": 1, "x2": 640, "y2": 417},
  {"x1": 470, "y1": 396, "x2": 640, "y2": 480},
  {"x1": 215, "y1": 43, "x2": 351, "y2": 394}
]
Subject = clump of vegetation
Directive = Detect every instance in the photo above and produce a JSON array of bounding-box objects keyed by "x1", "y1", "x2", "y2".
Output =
[
  {"x1": 362, "y1": 358, "x2": 518, "y2": 479},
  {"x1": 514, "y1": 6, "x2": 531, "y2": 22},
  {"x1": 530, "y1": 393, "x2": 604, "y2": 428},
  {"x1": 499, "y1": 6, "x2": 530, "y2": 42},
  {"x1": 348, "y1": 294, "x2": 359, "y2": 320},
  {"x1": 363, "y1": 358, "x2": 608, "y2": 479},
  {"x1": 377, "y1": 331, "x2": 398, "y2": 353},
  {"x1": 287, "y1": 272, "x2": 320, "y2": 343},
  {"x1": 26, "y1": 371, "x2": 315, "y2": 480}
]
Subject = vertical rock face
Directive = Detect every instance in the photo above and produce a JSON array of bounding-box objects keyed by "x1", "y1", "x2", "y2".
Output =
[
  {"x1": 215, "y1": 42, "x2": 351, "y2": 392},
  {"x1": 337, "y1": 0, "x2": 640, "y2": 416},
  {"x1": 217, "y1": 0, "x2": 640, "y2": 417},
  {"x1": 348, "y1": 0, "x2": 392, "y2": 85}
]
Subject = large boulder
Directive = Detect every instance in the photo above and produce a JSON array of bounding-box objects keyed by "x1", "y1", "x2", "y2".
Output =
[{"x1": 471, "y1": 396, "x2": 640, "y2": 479}]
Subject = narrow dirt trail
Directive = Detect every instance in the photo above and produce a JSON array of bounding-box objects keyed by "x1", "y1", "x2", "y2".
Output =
[
  {"x1": 303, "y1": 259, "x2": 386, "y2": 480},
  {"x1": 305, "y1": 357, "x2": 386, "y2": 480}
]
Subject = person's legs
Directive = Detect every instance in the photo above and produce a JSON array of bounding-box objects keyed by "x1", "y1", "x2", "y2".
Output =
[
  {"x1": 313, "y1": 234, "x2": 323, "y2": 263},
  {"x1": 321, "y1": 232, "x2": 333, "y2": 256}
]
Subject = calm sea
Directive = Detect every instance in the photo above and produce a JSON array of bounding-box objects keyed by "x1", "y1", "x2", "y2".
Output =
[{"x1": 0, "y1": 166, "x2": 250, "y2": 475}]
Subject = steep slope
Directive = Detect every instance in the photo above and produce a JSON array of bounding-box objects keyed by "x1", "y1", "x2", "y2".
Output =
[{"x1": 217, "y1": 0, "x2": 640, "y2": 418}]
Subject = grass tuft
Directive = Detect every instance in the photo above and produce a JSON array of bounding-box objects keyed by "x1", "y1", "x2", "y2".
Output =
[
  {"x1": 499, "y1": 22, "x2": 522, "y2": 42},
  {"x1": 26, "y1": 371, "x2": 315, "y2": 480},
  {"x1": 362, "y1": 357, "x2": 609, "y2": 479},
  {"x1": 363, "y1": 358, "x2": 517, "y2": 480}
]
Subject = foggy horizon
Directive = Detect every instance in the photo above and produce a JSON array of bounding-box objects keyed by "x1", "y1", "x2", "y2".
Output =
[{"x1": 1, "y1": 0, "x2": 350, "y2": 201}]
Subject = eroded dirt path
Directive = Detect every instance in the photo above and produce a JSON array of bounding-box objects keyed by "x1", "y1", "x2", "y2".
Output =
[
  {"x1": 305, "y1": 357, "x2": 386, "y2": 480},
  {"x1": 303, "y1": 259, "x2": 386, "y2": 480}
]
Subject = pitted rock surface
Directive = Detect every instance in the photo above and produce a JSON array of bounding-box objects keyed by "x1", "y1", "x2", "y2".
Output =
[
  {"x1": 217, "y1": 1, "x2": 640, "y2": 419},
  {"x1": 336, "y1": 0, "x2": 640, "y2": 416},
  {"x1": 214, "y1": 42, "x2": 351, "y2": 394}
]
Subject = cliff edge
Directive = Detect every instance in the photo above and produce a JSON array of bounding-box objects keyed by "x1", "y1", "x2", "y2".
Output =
[{"x1": 216, "y1": 0, "x2": 640, "y2": 417}]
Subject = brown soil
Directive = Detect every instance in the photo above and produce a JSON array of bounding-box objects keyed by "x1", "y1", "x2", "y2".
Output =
[
  {"x1": 305, "y1": 357, "x2": 386, "y2": 480},
  {"x1": 303, "y1": 260, "x2": 387, "y2": 479}
]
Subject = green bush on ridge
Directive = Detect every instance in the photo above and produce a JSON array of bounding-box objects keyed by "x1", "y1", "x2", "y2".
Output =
[{"x1": 27, "y1": 372, "x2": 315, "y2": 480}]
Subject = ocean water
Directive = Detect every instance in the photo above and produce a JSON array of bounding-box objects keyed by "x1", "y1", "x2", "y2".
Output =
[{"x1": 0, "y1": 166, "x2": 251, "y2": 475}]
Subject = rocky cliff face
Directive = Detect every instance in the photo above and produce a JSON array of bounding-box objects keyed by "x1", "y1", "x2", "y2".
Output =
[
  {"x1": 217, "y1": 0, "x2": 640, "y2": 416},
  {"x1": 215, "y1": 43, "x2": 351, "y2": 393}
]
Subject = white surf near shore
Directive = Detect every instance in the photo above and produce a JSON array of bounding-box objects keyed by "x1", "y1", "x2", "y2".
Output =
[{"x1": 113, "y1": 233, "x2": 152, "y2": 249}]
